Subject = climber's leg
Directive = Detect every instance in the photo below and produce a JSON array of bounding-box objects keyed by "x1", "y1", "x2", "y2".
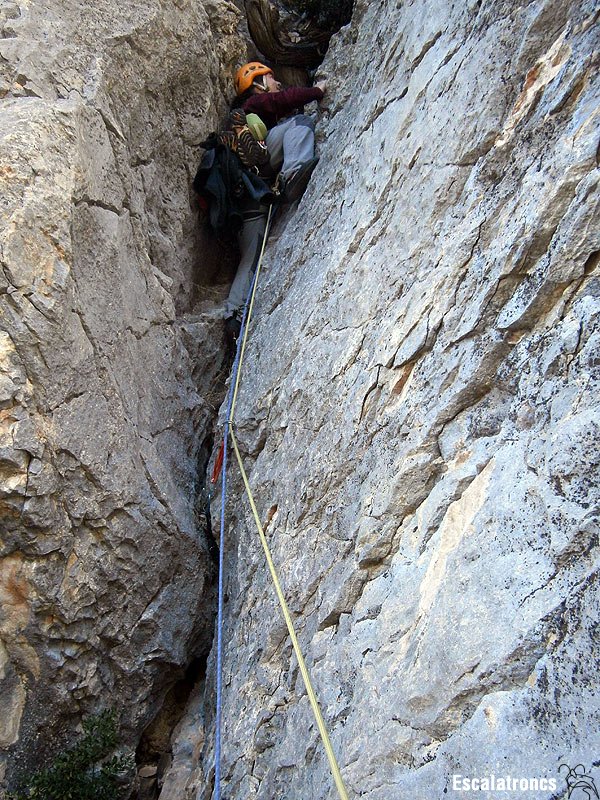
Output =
[
  {"x1": 280, "y1": 115, "x2": 316, "y2": 178},
  {"x1": 224, "y1": 202, "x2": 268, "y2": 325},
  {"x1": 267, "y1": 115, "x2": 316, "y2": 178}
]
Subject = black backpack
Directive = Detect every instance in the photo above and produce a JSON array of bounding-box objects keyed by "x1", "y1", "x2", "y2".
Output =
[{"x1": 193, "y1": 134, "x2": 275, "y2": 235}]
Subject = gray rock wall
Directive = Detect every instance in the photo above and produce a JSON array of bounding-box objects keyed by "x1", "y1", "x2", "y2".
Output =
[
  {"x1": 0, "y1": 0, "x2": 243, "y2": 784},
  {"x1": 185, "y1": 0, "x2": 599, "y2": 798},
  {"x1": 1, "y1": 0, "x2": 598, "y2": 796}
]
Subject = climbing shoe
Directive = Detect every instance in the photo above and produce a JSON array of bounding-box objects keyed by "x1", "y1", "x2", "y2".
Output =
[
  {"x1": 224, "y1": 315, "x2": 241, "y2": 350},
  {"x1": 282, "y1": 157, "x2": 320, "y2": 203}
]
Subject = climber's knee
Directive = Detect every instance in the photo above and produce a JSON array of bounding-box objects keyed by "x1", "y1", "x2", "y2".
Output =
[{"x1": 292, "y1": 114, "x2": 316, "y2": 130}]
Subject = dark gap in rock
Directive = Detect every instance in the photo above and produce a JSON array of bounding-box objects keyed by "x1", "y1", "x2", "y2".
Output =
[
  {"x1": 135, "y1": 655, "x2": 208, "y2": 799},
  {"x1": 281, "y1": 0, "x2": 353, "y2": 32},
  {"x1": 185, "y1": 193, "x2": 240, "y2": 315},
  {"x1": 175, "y1": 170, "x2": 245, "y2": 312},
  {"x1": 195, "y1": 430, "x2": 220, "y2": 565},
  {"x1": 583, "y1": 250, "x2": 599, "y2": 276},
  {"x1": 244, "y1": 0, "x2": 354, "y2": 83}
]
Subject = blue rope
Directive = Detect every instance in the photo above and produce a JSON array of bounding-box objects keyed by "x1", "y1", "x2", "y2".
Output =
[{"x1": 213, "y1": 230, "x2": 267, "y2": 799}]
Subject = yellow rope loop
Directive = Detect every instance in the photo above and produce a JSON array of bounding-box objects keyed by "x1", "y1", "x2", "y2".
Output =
[{"x1": 227, "y1": 203, "x2": 350, "y2": 800}]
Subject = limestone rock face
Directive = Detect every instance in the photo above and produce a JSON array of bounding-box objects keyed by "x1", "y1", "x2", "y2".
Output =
[
  {"x1": 187, "y1": 0, "x2": 599, "y2": 798},
  {"x1": 0, "y1": 0, "x2": 244, "y2": 783}
]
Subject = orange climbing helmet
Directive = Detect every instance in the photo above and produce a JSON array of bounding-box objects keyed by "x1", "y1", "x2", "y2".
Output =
[{"x1": 235, "y1": 62, "x2": 273, "y2": 95}]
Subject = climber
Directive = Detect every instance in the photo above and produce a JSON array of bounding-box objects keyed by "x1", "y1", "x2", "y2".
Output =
[
  {"x1": 234, "y1": 62, "x2": 326, "y2": 203},
  {"x1": 193, "y1": 108, "x2": 276, "y2": 348}
]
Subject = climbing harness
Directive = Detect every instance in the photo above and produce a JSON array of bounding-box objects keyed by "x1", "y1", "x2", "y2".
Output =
[{"x1": 213, "y1": 206, "x2": 350, "y2": 800}]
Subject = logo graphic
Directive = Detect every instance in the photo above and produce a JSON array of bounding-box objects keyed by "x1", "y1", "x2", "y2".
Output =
[{"x1": 559, "y1": 764, "x2": 599, "y2": 800}]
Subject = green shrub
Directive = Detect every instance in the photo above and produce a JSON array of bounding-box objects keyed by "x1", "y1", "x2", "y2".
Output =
[
  {"x1": 8, "y1": 711, "x2": 132, "y2": 800},
  {"x1": 284, "y1": 0, "x2": 353, "y2": 30}
]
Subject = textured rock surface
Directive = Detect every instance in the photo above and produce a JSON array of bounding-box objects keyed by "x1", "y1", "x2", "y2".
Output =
[
  {"x1": 176, "y1": 0, "x2": 598, "y2": 798},
  {"x1": 0, "y1": 0, "x2": 245, "y2": 786},
  {"x1": 2, "y1": 0, "x2": 599, "y2": 796}
]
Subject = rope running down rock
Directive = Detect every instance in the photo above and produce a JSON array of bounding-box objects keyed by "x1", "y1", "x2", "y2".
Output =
[{"x1": 214, "y1": 204, "x2": 350, "y2": 800}]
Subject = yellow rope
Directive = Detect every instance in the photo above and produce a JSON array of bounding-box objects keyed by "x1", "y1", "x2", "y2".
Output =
[
  {"x1": 226, "y1": 203, "x2": 350, "y2": 800},
  {"x1": 229, "y1": 430, "x2": 350, "y2": 800}
]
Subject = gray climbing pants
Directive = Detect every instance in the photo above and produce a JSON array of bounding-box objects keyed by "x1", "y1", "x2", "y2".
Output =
[
  {"x1": 224, "y1": 201, "x2": 269, "y2": 320},
  {"x1": 266, "y1": 114, "x2": 316, "y2": 179}
]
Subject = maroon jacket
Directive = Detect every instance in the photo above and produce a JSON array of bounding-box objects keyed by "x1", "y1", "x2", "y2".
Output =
[{"x1": 243, "y1": 86, "x2": 324, "y2": 129}]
